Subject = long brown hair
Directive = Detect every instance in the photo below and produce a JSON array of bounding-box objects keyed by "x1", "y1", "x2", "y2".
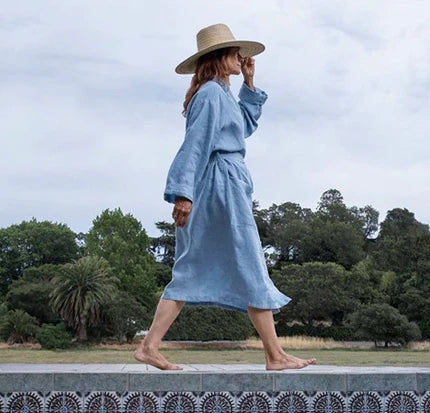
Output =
[{"x1": 182, "y1": 46, "x2": 240, "y2": 117}]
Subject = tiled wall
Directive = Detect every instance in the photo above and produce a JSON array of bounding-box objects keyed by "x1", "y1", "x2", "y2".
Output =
[{"x1": 1, "y1": 390, "x2": 429, "y2": 413}]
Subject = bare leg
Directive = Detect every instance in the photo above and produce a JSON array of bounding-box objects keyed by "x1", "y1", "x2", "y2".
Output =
[
  {"x1": 247, "y1": 306, "x2": 317, "y2": 370},
  {"x1": 134, "y1": 298, "x2": 185, "y2": 370}
]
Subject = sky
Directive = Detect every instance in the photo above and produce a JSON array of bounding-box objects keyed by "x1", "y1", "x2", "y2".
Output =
[{"x1": 1, "y1": 0, "x2": 429, "y2": 237}]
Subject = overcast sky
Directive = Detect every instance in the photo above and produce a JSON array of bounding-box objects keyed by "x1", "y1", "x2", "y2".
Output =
[{"x1": 1, "y1": 0, "x2": 429, "y2": 237}]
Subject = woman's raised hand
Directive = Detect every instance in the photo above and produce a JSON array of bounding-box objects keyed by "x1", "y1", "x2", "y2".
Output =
[
  {"x1": 172, "y1": 197, "x2": 192, "y2": 227},
  {"x1": 241, "y1": 56, "x2": 255, "y2": 79}
]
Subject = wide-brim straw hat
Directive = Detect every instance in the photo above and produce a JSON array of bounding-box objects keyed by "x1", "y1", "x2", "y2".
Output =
[{"x1": 175, "y1": 23, "x2": 265, "y2": 74}]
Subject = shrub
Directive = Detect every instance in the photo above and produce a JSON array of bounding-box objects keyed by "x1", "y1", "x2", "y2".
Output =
[
  {"x1": 0, "y1": 309, "x2": 39, "y2": 343},
  {"x1": 275, "y1": 323, "x2": 358, "y2": 341},
  {"x1": 345, "y1": 303, "x2": 422, "y2": 347},
  {"x1": 36, "y1": 323, "x2": 73, "y2": 349},
  {"x1": 164, "y1": 306, "x2": 256, "y2": 340},
  {"x1": 102, "y1": 291, "x2": 150, "y2": 343},
  {"x1": 88, "y1": 291, "x2": 150, "y2": 343}
]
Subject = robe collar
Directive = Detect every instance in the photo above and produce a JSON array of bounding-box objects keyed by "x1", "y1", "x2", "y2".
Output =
[{"x1": 213, "y1": 77, "x2": 230, "y2": 92}]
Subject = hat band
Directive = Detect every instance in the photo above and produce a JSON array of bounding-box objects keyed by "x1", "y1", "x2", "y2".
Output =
[{"x1": 197, "y1": 34, "x2": 236, "y2": 52}]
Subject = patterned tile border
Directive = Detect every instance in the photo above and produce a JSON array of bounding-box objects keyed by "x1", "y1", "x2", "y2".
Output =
[{"x1": 0, "y1": 390, "x2": 429, "y2": 413}]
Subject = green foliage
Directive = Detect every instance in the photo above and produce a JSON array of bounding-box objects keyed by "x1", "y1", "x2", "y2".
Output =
[
  {"x1": 153, "y1": 262, "x2": 173, "y2": 288},
  {"x1": 370, "y1": 208, "x2": 430, "y2": 338},
  {"x1": 6, "y1": 264, "x2": 60, "y2": 324},
  {"x1": 316, "y1": 190, "x2": 379, "y2": 239},
  {"x1": 275, "y1": 323, "x2": 358, "y2": 341},
  {"x1": 150, "y1": 221, "x2": 176, "y2": 267},
  {"x1": 164, "y1": 306, "x2": 256, "y2": 340},
  {"x1": 0, "y1": 309, "x2": 39, "y2": 343},
  {"x1": 379, "y1": 208, "x2": 427, "y2": 238},
  {"x1": 350, "y1": 205, "x2": 380, "y2": 240},
  {"x1": 345, "y1": 303, "x2": 421, "y2": 346},
  {"x1": 373, "y1": 208, "x2": 430, "y2": 273},
  {"x1": 347, "y1": 259, "x2": 392, "y2": 306},
  {"x1": 85, "y1": 208, "x2": 158, "y2": 309},
  {"x1": 301, "y1": 218, "x2": 365, "y2": 270},
  {"x1": 36, "y1": 323, "x2": 73, "y2": 349},
  {"x1": 100, "y1": 291, "x2": 151, "y2": 343},
  {"x1": 1, "y1": 190, "x2": 428, "y2": 344},
  {"x1": 256, "y1": 190, "x2": 375, "y2": 270},
  {"x1": 272, "y1": 262, "x2": 357, "y2": 326},
  {"x1": 50, "y1": 256, "x2": 119, "y2": 342},
  {"x1": 0, "y1": 219, "x2": 80, "y2": 295},
  {"x1": 0, "y1": 299, "x2": 7, "y2": 317},
  {"x1": 396, "y1": 269, "x2": 430, "y2": 339},
  {"x1": 255, "y1": 201, "x2": 313, "y2": 264}
]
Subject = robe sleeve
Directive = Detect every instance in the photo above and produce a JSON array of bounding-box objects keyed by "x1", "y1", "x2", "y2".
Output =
[
  {"x1": 238, "y1": 82, "x2": 268, "y2": 138},
  {"x1": 163, "y1": 87, "x2": 221, "y2": 204}
]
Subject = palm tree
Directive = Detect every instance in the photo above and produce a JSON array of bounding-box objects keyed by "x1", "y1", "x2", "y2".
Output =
[{"x1": 50, "y1": 256, "x2": 118, "y2": 342}]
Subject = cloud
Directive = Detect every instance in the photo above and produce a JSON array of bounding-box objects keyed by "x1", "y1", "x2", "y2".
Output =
[{"x1": 1, "y1": 0, "x2": 430, "y2": 236}]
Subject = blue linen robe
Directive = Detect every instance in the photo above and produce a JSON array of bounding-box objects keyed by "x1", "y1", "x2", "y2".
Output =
[{"x1": 162, "y1": 77, "x2": 291, "y2": 314}]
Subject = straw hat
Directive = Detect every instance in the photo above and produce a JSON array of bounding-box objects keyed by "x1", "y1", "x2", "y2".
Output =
[{"x1": 175, "y1": 23, "x2": 265, "y2": 74}]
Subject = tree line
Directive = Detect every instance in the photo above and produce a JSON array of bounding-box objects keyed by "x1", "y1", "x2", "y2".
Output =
[{"x1": 0, "y1": 189, "x2": 428, "y2": 348}]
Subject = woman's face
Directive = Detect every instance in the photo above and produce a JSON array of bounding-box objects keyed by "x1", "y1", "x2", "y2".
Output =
[{"x1": 223, "y1": 49, "x2": 244, "y2": 76}]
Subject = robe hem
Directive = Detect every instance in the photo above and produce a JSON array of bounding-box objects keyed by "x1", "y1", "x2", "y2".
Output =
[{"x1": 161, "y1": 294, "x2": 291, "y2": 315}]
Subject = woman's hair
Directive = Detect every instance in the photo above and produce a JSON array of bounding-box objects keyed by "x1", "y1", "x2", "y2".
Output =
[{"x1": 181, "y1": 46, "x2": 240, "y2": 116}]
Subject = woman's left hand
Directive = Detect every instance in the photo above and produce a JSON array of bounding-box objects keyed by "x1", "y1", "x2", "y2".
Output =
[
  {"x1": 241, "y1": 56, "x2": 255, "y2": 79},
  {"x1": 173, "y1": 197, "x2": 192, "y2": 227}
]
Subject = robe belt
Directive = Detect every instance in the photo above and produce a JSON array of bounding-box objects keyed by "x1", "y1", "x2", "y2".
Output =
[{"x1": 209, "y1": 150, "x2": 244, "y2": 163}]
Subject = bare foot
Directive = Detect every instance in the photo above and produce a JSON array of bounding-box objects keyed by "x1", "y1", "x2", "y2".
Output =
[
  {"x1": 266, "y1": 354, "x2": 317, "y2": 370},
  {"x1": 134, "y1": 347, "x2": 183, "y2": 371},
  {"x1": 280, "y1": 349, "x2": 317, "y2": 366}
]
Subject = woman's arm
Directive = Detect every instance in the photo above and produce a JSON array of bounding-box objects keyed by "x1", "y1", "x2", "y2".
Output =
[
  {"x1": 238, "y1": 57, "x2": 268, "y2": 138},
  {"x1": 164, "y1": 85, "x2": 221, "y2": 205}
]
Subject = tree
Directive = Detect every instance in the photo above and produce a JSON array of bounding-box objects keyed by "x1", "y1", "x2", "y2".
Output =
[
  {"x1": 347, "y1": 258, "x2": 391, "y2": 307},
  {"x1": 373, "y1": 208, "x2": 430, "y2": 273},
  {"x1": 6, "y1": 264, "x2": 59, "y2": 324},
  {"x1": 397, "y1": 268, "x2": 430, "y2": 339},
  {"x1": 101, "y1": 291, "x2": 150, "y2": 343},
  {"x1": 316, "y1": 189, "x2": 375, "y2": 237},
  {"x1": 305, "y1": 190, "x2": 368, "y2": 269},
  {"x1": 350, "y1": 205, "x2": 379, "y2": 240},
  {"x1": 50, "y1": 256, "x2": 118, "y2": 342},
  {"x1": 254, "y1": 190, "x2": 374, "y2": 270},
  {"x1": 370, "y1": 208, "x2": 430, "y2": 338},
  {"x1": 254, "y1": 202, "x2": 313, "y2": 265},
  {"x1": 379, "y1": 208, "x2": 427, "y2": 238},
  {"x1": 317, "y1": 189, "x2": 353, "y2": 223},
  {"x1": 345, "y1": 303, "x2": 421, "y2": 347},
  {"x1": 85, "y1": 208, "x2": 158, "y2": 309},
  {"x1": 301, "y1": 218, "x2": 365, "y2": 270},
  {"x1": 0, "y1": 219, "x2": 79, "y2": 295},
  {"x1": 150, "y1": 221, "x2": 176, "y2": 266},
  {"x1": 271, "y1": 262, "x2": 355, "y2": 326},
  {"x1": 153, "y1": 262, "x2": 174, "y2": 288}
]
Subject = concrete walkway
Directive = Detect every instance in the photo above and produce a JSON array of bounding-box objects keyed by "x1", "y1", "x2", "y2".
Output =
[{"x1": 0, "y1": 363, "x2": 429, "y2": 372}]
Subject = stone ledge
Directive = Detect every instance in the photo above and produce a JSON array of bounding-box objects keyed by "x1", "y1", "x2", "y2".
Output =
[
  {"x1": 0, "y1": 365, "x2": 429, "y2": 413},
  {"x1": 0, "y1": 364, "x2": 428, "y2": 392}
]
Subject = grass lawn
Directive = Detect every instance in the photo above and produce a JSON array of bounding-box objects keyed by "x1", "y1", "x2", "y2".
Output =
[{"x1": 0, "y1": 347, "x2": 429, "y2": 366}]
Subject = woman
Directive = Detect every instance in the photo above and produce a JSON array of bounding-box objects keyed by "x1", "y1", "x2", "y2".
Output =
[{"x1": 134, "y1": 24, "x2": 317, "y2": 370}]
